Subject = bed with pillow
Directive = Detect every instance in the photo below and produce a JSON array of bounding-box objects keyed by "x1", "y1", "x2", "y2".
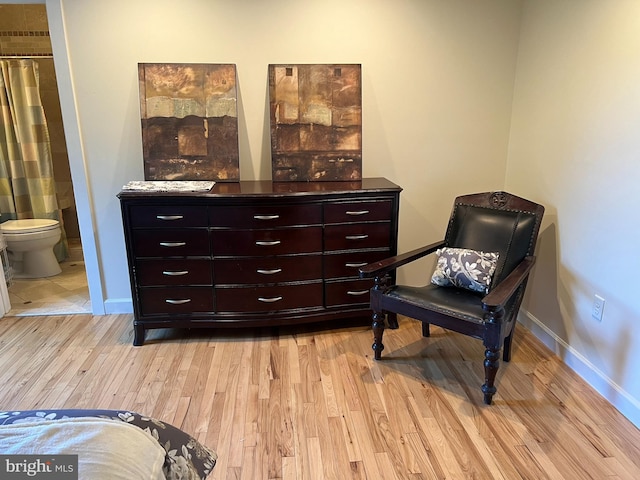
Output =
[{"x1": 0, "y1": 409, "x2": 217, "y2": 479}]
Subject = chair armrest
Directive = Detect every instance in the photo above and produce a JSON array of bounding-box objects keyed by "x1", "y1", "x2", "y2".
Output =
[
  {"x1": 482, "y1": 256, "x2": 536, "y2": 310},
  {"x1": 359, "y1": 240, "x2": 446, "y2": 278}
]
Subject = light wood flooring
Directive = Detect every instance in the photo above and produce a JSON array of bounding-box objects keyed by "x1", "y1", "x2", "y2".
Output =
[{"x1": 0, "y1": 313, "x2": 638, "y2": 480}]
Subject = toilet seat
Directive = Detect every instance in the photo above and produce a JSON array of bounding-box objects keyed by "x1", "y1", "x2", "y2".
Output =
[{"x1": 1, "y1": 219, "x2": 60, "y2": 234}]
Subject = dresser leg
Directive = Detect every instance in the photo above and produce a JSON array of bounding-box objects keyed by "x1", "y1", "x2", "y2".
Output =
[{"x1": 133, "y1": 322, "x2": 145, "y2": 346}]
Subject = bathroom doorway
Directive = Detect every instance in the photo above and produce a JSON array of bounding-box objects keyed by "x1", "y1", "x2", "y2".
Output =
[{"x1": 0, "y1": 3, "x2": 91, "y2": 315}]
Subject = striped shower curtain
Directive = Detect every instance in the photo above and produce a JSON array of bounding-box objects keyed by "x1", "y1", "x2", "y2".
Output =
[{"x1": 0, "y1": 59, "x2": 67, "y2": 261}]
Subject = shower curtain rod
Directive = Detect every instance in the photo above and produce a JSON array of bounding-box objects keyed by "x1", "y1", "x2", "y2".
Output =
[{"x1": 0, "y1": 55, "x2": 54, "y2": 59}]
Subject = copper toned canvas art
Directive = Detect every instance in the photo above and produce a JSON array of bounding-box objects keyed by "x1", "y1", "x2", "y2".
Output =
[
  {"x1": 138, "y1": 63, "x2": 239, "y2": 181},
  {"x1": 269, "y1": 64, "x2": 362, "y2": 182}
]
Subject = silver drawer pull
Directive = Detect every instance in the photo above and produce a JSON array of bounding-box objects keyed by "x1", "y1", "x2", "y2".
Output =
[
  {"x1": 346, "y1": 210, "x2": 369, "y2": 216},
  {"x1": 257, "y1": 268, "x2": 282, "y2": 275},
  {"x1": 165, "y1": 299, "x2": 191, "y2": 305},
  {"x1": 345, "y1": 234, "x2": 368, "y2": 240},
  {"x1": 258, "y1": 296, "x2": 283, "y2": 303},
  {"x1": 347, "y1": 290, "x2": 369, "y2": 296},
  {"x1": 162, "y1": 270, "x2": 189, "y2": 276},
  {"x1": 345, "y1": 262, "x2": 368, "y2": 268},
  {"x1": 256, "y1": 240, "x2": 281, "y2": 246},
  {"x1": 156, "y1": 215, "x2": 184, "y2": 221},
  {"x1": 159, "y1": 242, "x2": 186, "y2": 247},
  {"x1": 254, "y1": 214, "x2": 280, "y2": 220}
]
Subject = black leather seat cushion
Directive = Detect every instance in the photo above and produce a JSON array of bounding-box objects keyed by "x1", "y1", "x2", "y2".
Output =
[{"x1": 385, "y1": 284, "x2": 485, "y2": 324}]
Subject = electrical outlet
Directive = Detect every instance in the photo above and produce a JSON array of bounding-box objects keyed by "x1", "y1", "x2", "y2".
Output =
[{"x1": 592, "y1": 294, "x2": 605, "y2": 322}]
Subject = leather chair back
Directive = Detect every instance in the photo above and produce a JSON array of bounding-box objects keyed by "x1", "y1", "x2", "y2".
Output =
[{"x1": 445, "y1": 192, "x2": 544, "y2": 288}]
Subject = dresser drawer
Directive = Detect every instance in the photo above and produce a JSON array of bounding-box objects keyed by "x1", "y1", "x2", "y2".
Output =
[
  {"x1": 130, "y1": 205, "x2": 208, "y2": 228},
  {"x1": 215, "y1": 282, "x2": 323, "y2": 312},
  {"x1": 324, "y1": 200, "x2": 392, "y2": 224},
  {"x1": 324, "y1": 223, "x2": 391, "y2": 251},
  {"x1": 139, "y1": 287, "x2": 214, "y2": 315},
  {"x1": 133, "y1": 229, "x2": 210, "y2": 257},
  {"x1": 323, "y1": 250, "x2": 390, "y2": 279},
  {"x1": 136, "y1": 259, "x2": 213, "y2": 286},
  {"x1": 210, "y1": 204, "x2": 321, "y2": 228},
  {"x1": 214, "y1": 254, "x2": 322, "y2": 284},
  {"x1": 212, "y1": 227, "x2": 322, "y2": 256},
  {"x1": 325, "y1": 278, "x2": 374, "y2": 307}
]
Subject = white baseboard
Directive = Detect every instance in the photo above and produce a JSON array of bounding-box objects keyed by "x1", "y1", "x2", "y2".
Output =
[
  {"x1": 518, "y1": 308, "x2": 640, "y2": 429},
  {"x1": 103, "y1": 298, "x2": 133, "y2": 315}
]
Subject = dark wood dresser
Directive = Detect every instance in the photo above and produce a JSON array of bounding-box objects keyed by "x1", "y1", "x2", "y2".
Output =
[{"x1": 118, "y1": 178, "x2": 401, "y2": 345}]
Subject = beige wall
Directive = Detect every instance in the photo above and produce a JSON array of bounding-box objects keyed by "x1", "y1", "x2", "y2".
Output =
[{"x1": 506, "y1": 0, "x2": 640, "y2": 424}]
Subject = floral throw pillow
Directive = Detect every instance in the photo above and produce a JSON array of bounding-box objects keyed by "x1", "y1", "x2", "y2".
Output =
[{"x1": 430, "y1": 247, "x2": 499, "y2": 294}]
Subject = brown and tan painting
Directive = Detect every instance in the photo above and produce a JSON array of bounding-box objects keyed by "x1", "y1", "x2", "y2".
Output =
[
  {"x1": 138, "y1": 63, "x2": 239, "y2": 181},
  {"x1": 269, "y1": 64, "x2": 362, "y2": 182}
]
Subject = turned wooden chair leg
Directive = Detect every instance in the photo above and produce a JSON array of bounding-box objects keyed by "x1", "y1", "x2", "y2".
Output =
[
  {"x1": 372, "y1": 311, "x2": 386, "y2": 360},
  {"x1": 482, "y1": 347, "x2": 500, "y2": 404}
]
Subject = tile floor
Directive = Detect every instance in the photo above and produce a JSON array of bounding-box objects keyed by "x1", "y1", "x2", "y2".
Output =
[{"x1": 6, "y1": 238, "x2": 91, "y2": 316}]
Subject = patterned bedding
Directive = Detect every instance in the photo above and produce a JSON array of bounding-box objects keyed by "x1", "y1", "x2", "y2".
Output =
[{"x1": 0, "y1": 409, "x2": 217, "y2": 480}]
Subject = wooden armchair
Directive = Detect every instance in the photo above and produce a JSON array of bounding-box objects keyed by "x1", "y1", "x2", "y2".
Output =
[{"x1": 359, "y1": 191, "x2": 544, "y2": 404}]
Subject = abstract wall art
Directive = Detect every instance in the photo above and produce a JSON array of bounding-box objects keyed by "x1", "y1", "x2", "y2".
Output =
[
  {"x1": 138, "y1": 63, "x2": 239, "y2": 181},
  {"x1": 268, "y1": 64, "x2": 362, "y2": 182}
]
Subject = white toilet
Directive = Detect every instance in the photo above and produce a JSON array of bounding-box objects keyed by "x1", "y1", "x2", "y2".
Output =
[{"x1": 0, "y1": 219, "x2": 62, "y2": 278}]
